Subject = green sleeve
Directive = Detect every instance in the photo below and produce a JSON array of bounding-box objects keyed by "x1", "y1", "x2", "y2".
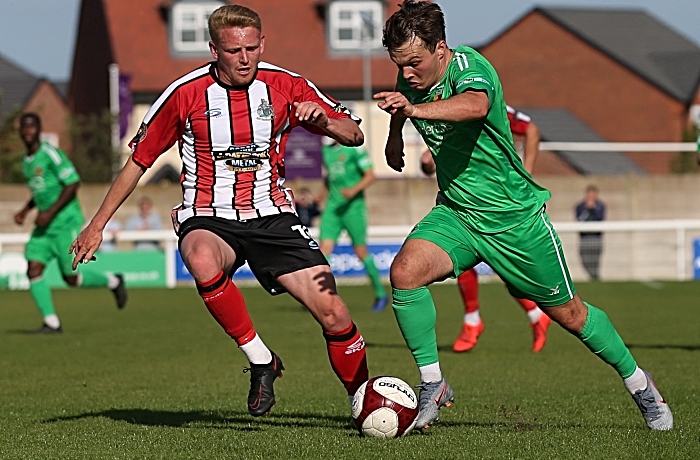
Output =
[
  {"x1": 54, "y1": 148, "x2": 81, "y2": 186},
  {"x1": 452, "y1": 51, "x2": 496, "y2": 106},
  {"x1": 355, "y1": 148, "x2": 373, "y2": 172}
]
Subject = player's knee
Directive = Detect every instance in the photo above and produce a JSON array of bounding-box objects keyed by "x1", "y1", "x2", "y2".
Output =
[
  {"x1": 389, "y1": 256, "x2": 419, "y2": 289},
  {"x1": 26, "y1": 263, "x2": 44, "y2": 279},
  {"x1": 63, "y1": 275, "x2": 79, "y2": 287},
  {"x1": 182, "y1": 245, "x2": 222, "y2": 281},
  {"x1": 545, "y1": 297, "x2": 587, "y2": 332},
  {"x1": 319, "y1": 304, "x2": 351, "y2": 331}
]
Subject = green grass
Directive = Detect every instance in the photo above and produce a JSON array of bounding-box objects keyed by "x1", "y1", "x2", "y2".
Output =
[{"x1": 1, "y1": 282, "x2": 698, "y2": 459}]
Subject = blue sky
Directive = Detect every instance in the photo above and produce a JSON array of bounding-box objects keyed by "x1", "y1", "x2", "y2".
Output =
[{"x1": 0, "y1": 0, "x2": 698, "y2": 81}]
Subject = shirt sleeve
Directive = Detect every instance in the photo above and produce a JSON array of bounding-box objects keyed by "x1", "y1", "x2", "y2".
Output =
[
  {"x1": 452, "y1": 51, "x2": 496, "y2": 106},
  {"x1": 52, "y1": 147, "x2": 81, "y2": 186},
  {"x1": 130, "y1": 85, "x2": 185, "y2": 169},
  {"x1": 506, "y1": 105, "x2": 531, "y2": 136},
  {"x1": 291, "y1": 77, "x2": 360, "y2": 136},
  {"x1": 355, "y1": 147, "x2": 373, "y2": 172}
]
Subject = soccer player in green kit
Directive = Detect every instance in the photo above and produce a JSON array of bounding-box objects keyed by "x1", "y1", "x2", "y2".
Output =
[
  {"x1": 374, "y1": 0, "x2": 672, "y2": 431},
  {"x1": 14, "y1": 113, "x2": 127, "y2": 333},
  {"x1": 319, "y1": 140, "x2": 388, "y2": 311}
]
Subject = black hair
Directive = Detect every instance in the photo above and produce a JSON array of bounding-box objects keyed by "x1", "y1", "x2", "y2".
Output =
[{"x1": 19, "y1": 112, "x2": 42, "y2": 129}]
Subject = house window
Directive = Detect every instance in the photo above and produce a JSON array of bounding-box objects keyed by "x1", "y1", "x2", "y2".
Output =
[
  {"x1": 171, "y1": 1, "x2": 224, "y2": 53},
  {"x1": 327, "y1": 1, "x2": 383, "y2": 52}
]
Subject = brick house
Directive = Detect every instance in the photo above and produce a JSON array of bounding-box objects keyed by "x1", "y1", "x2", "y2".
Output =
[
  {"x1": 479, "y1": 7, "x2": 700, "y2": 174},
  {"x1": 69, "y1": 2, "x2": 700, "y2": 176},
  {"x1": 69, "y1": 0, "x2": 412, "y2": 181},
  {"x1": 0, "y1": 54, "x2": 70, "y2": 149}
]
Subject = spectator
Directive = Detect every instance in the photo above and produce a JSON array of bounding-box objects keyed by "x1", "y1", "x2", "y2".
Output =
[
  {"x1": 125, "y1": 196, "x2": 163, "y2": 250},
  {"x1": 100, "y1": 217, "x2": 122, "y2": 252},
  {"x1": 575, "y1": 185, "x2": 606, "y2": 280},
  {"x1": 295, "y1": 187, "x2": 320, "y2": 227}
]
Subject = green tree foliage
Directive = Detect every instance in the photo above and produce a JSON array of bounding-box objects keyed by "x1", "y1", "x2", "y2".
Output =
[
  {"x1": 0, "y1": 105, "x2": 24, "y2": 183},
  {"x1": 69, "y1": 109, "x2": 116, "y2": 183},
  {"x1": 669, "y1": 126, "x2": 699, "y2": 174}
]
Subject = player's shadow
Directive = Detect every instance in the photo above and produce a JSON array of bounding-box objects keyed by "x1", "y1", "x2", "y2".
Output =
[
  {"x1": 365, "y1": 342, "x2": 456, "y2": 353},
  {"x1": 364, "y1": 341, "x2": 412, "y2": 349},
  {"x1": 43, "y1": 408, "x2": 353, "y2": 431},
  {"x1": 5, "y1": 329, "x2": 54, "y2": 335},
  {"x1": 626, "y1": 343, "x2": 700, "y2": 351}
]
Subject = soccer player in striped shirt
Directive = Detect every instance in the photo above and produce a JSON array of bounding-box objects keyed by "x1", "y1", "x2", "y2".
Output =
[
  {"x1": 421, "y1": 106, "x2": 551, "y2": 353},
  {"x1": 70, "y1": 4, "x2": 368, "y2": 417},
  {"x1": 376, "y1": 0, "x2": 672, "y2": 431}
]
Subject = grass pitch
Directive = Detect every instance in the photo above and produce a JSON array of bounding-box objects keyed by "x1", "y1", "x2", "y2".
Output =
[{"x1": 1, "y1": 281, "x2": 698, "y2": 459}]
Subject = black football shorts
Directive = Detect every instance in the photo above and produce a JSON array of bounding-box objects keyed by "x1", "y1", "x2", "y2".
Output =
[{"x1": 178, "y1": 213, "x2": 329, "y2": 295}]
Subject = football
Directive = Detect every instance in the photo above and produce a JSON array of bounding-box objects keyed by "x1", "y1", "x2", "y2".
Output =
[{"x1": 351, "y1": 376, "x2": 419, "y2": 438}]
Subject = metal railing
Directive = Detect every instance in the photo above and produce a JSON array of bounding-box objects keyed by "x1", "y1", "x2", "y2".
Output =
[{"x1": 3, "y1": 219, "x2": 700, "y2": 286}]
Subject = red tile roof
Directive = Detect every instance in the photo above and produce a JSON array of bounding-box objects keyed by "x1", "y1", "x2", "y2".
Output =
[{"x1": 103, "y1": 0, "x2": 400, "y2": 93}]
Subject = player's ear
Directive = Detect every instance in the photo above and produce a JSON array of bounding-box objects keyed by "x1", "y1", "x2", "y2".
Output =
[
  {"x1": 260, "y1": 35, "x2": 265, "y2": 54},
  {"x1": 209, "y1": 40, "x2": 218, "y2": 59},
  {"x1": 436, "y1": 40, "x2": 447, "y2": 58}
]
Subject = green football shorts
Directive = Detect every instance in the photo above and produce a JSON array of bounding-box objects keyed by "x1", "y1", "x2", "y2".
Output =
[
  {"x1": 319, "y1": 198, "x2": 368, "y2": 246},
  {"x1": 407, "y1": 205, "x2": 576, "y2": 307},
  {"x1": 25, "y1": 223, "x2": 82, "y2": 276}
]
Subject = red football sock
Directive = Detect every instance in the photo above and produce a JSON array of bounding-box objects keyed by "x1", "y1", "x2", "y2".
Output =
[
  {"x1": 196, "y1": 271, "x2": 256, "y2": 346},
  {"x1": 516, "y1": 297, "x2": 538, "y2": 312},
  {"x1": 324, "y1": 323, "x2": 369, "y2": 396},
  {"x1": 457, "y1": 268, "x2": 480, "y2": 313}
]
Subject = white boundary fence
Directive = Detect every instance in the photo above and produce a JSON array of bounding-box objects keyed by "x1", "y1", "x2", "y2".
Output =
[
  {"x1": 539, "y1": 142, "x2": 697, "y2": 152},
  {"x1": 3, "y1": 219, "x2": 700, "y2": 286}
]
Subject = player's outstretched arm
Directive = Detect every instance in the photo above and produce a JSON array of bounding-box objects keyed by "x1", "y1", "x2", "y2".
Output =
[
  {"x1": 375, "y1": 90, "x2": 489, "y2": 123},
  {"x1": 70, "y1": 156, "x2": 145, "y2": 269},
  {"x1": 522, "y1": 121, "x2": 541, "y2": 174},
  {"x1": 293, "y1": 101, "x2": 364, "y2": 147}
]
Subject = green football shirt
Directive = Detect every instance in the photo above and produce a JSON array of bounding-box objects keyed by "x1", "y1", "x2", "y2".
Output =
[
  {"x1": 398, "y1": 45, "x2": 550, "y2": 233},
  {"x1": 22, "y1": 142, "x2": 84, "y2": 231},
  {"x1": 322, "y1": 143, "x2": 373, "y2": 209}
]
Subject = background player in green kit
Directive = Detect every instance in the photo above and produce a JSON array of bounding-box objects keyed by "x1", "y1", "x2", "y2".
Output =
[
  {"x1": 319, "y1": 140, "x2": 388, "y2": 311},
  {"x1": 374, "y1": 0, "x2": 672, "y2": 431},
  {"x1": 13, "y1": 113, "x2": 127, "y2": 333}
]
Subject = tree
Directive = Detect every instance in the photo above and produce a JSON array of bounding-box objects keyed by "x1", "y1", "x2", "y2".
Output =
[
  {"x1": 69, "y1": 109, "x2": 115, "y2": 183},
  {"x1": 0, "y1": 102, "x2": 23, "y2": 183},
  {"x1": 669, "y1": 126, "x2": 699, "y2": 174}
]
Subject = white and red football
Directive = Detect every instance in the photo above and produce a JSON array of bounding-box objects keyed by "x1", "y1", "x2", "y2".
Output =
[{"x1": 351, "y1": 376, "x2": 419, "y2": 438}]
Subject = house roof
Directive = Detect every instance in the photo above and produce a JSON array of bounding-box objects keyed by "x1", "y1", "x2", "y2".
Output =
[
  {"x1": 0, "y1": 54, "x2": 39, "y2": 118},
  {"x1": 523, "y1": 107, "x2": 646, "y2": 175},
  {"x1": 537, "y1": 7, "x2": 700, "y2": 103},
  {"x1": 100, "y1": 0, "x2": 400, "y2": 95}
]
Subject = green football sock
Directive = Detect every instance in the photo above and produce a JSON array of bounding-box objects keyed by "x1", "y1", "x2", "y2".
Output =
[
  {"x1": 362, "y1": 255, "x2": 386, "y2": 299},
  {"x1": 79, "y1": 270, "x2": 109, "y2": 288},
  {"x1": 576, "y1": 302, "x2": 638, "y2": 379},
  {"x1": 29, "y1": 277, "x2": 55, "y2": 317},
  {"x1": 391, "y1": 287, "x2": 439, "y2": 367}
]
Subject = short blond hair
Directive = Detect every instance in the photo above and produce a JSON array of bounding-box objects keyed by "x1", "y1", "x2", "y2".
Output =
[{"x1": 208, "y1": 4, "x2": 262, "y2": 43}]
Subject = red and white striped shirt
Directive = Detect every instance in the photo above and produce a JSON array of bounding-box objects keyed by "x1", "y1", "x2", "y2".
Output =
[
  {"x1": 506, "y1": 105, "x2": 531, "y2": 136},
  {"x1": 130, "y1": 61, "x2": 358, "y2": 229}
]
